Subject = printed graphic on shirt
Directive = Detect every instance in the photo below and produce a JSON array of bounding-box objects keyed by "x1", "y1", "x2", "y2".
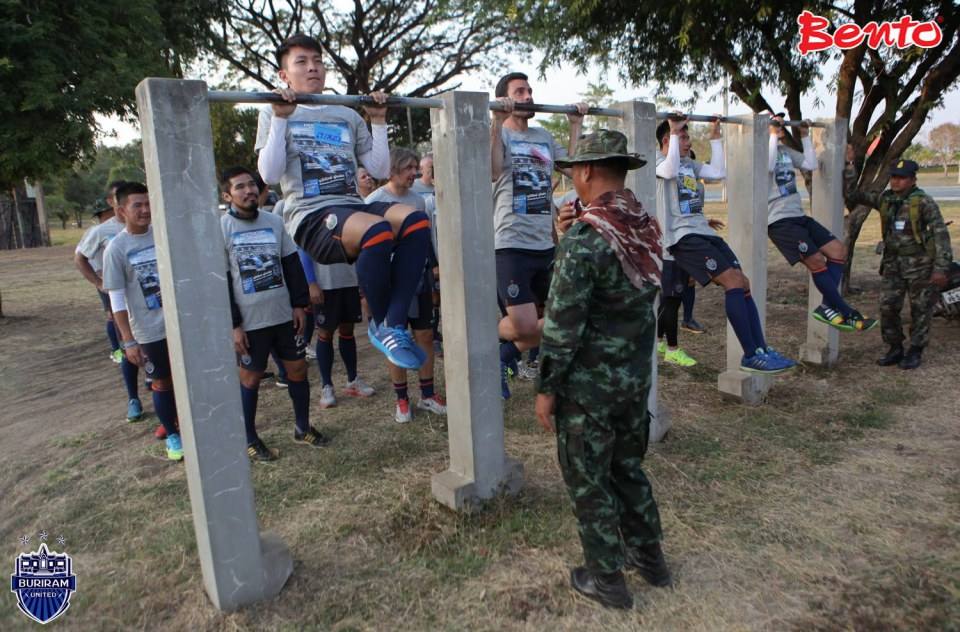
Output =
[
  {"x1": 775, "y1": 151, "x2": 798, "y2": 197},
  {"x1": 128, "y1": 246, "x2": 162, "y2": 310},
  {"x1": 290, "y1": 121, "x2": 357, "y2": 198},
  {"x1": 510, "y1": 140, "x2": 553, "y2": 216},
  {"x1": 231, "y1": 228, "x2": 284, "y2": 294},
  {"x1": 677, "y1": 162, "x2": 703, "y2": 215}
]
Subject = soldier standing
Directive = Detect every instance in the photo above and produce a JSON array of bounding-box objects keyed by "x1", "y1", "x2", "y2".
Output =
[
  {"x1": 535, "y1": 130, "x2": 671, "y2": 610},
  {"x1": 844, "y1": 154, "x2": 953, "y2": 369}
]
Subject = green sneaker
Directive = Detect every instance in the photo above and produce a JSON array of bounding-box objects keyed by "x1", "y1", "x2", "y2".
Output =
[
  {"x1": 664, "y1": 347, "x2": 697, "y2": 367},
  {"x1": 657, "y1": 340, "x2": 667, "y2": 355},
  {"x1": 111, "y1": 349, "x2": 124, "y2": 364},
  {"x1": 812, "y1": 304, "x2": 854, "y2": 331}
]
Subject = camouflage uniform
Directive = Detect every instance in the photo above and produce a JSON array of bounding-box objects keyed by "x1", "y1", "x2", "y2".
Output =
[
  {"x1": 537, "y1": 221, "x2": 662, "y2": 574},
  {"x1": 844, "y1": 165, "x2": 953, "y2": 349}
]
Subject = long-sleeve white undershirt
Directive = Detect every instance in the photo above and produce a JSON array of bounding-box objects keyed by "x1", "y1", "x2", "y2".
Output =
[
  {"x1": 109, "y1": 289, "x2": 127, "y2": 313},
  {"x1": 656, "y1": 137, "x2": 725, "y2": 179},
  {"x1": 768, "y1": 135, "x2": 816, "y2": 172}
]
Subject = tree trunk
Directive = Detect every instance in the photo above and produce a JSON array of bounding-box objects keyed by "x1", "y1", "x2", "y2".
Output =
[
  {"x1": 842, "y1": 203, "x2": 874, "y2": 294},
  {"x1": 30, "y1": 179, "x2": 51, "y2": 247}
]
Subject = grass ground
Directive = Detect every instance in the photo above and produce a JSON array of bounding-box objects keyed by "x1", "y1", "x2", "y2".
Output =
[{"x1": 1, "y1": 204, "x2": 958, "y2": 631}]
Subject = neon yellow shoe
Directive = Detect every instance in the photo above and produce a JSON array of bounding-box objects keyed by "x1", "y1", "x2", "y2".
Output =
[
  {"x1": 657, "y1": 340, "x2": 667, "y2": 355},
  {"x1": 664, "y1": 347, "x2": 698, "y2": 367}
]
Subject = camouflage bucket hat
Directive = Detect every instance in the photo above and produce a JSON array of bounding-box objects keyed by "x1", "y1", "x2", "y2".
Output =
[{"x1": 554, "y1": 129, "x2": 647, "y2": 170}]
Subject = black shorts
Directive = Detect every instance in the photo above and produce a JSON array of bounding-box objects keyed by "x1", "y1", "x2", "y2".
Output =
[
  {"x1": 669, "y1": 234, "x2": 741, "y2": 286},
  {"x1": 661, "y1": 260, "x2": 690, "y2": 298},
  {"x1": 97, "y1": 289, "x2": 111, "y2": 312},
  {"x1": 408, "y1": 291, "x2": 435, "y2": 331},
  {"x1": 140, "y1": 339, "x2": 172, "y2": 380},
  {"x1": 315, "y1": 287, "x2": 363, "y2": 331},
  {"x1": 295, "y1": 202, "x2": 394, "y2": 265},
  {"x1": 768, "y1": 216, "x2": 837, "y2": 265},
  {"x1": 238, "y1": 321, "x2": 304, "y2": 372},
  {"x1": 495, "y1": 247, "x2": 555, "y2": 307}
]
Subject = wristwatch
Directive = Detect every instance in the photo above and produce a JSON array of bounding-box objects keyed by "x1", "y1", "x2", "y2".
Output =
[{"x1": 121, "y1": 340, "x2": 139, "y2": 349}]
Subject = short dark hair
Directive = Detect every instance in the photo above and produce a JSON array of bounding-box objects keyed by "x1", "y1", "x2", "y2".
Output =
[
  {"x1": 220, "y1": 166, "x2": 257, "y2": 193},
  {"x1": 495, "y1": 72, "x2": 529, "y2": 98},
  {"x1": 115, "y1": 181, "x2": 148, "y2": 207},
  {"x1": 656, "y1": 120, "x2": 688, "y2": 147},
  {"x1": 107, "y1": 180, "x2": 127, "y2": 194},
  {"x1": 275, "y1": 34, "x2": 323, "y2": 69}
]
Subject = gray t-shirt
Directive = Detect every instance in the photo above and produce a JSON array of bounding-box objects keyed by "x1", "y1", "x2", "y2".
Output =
[
  {"x1": 314, "y1": 262, "x2": 358, "y2": 290},
  {"x1": 221, "y1": 210, "x2": 298, "y2": 332},
  {"x1": 768, "y1": 146, "x2": 807, "y2": 225},
  {"x1": 493, "y1": 126, "x2": 564, "y2": 251},
  {"x1": 76, "y1": 216, "x2": 124, "y2": 273},
  {"x1": 256, "y1": 105, "x2": 373, "y2": 241},
  {"x1": 656, "y1": 154, "x2": 715, "y2": 248},
  {"x1": 101, "y1": 227, "x2": 166, "y2": 344},
  {"x1": 410, "y1": 179, "x2": 438, "y2": 253}
]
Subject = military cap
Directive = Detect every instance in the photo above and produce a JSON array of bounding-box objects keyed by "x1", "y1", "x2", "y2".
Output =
[
  {"x1": 555, "y1": 129, "x2": 647, "y2": 170},
  {"x1": 91, "y1": 197, "x2": 112, "y2": 216},
  {"x1": 889, "y1": 159, "x2": 919, "y2": 177}
]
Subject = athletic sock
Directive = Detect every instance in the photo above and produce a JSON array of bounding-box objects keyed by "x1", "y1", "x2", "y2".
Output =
[
  {"x1": 356, "y1": 222, "x2": 394, "y2": 326},
  {"x1": 393, "y1": 381, "x2": 409, "y2": 401},
  {"x1": 681, "y1": 284, "x2": 696, "y2": 322},
  {"x1": 419, "y1": 378, "x2": 435, "y2": 399},
  {"x1": 286, "y1": 378, "x2": 310, "y2": 434},
  {"x1": 659, "y1": 296, "x2": 681, "y2": 348},
  {"x1": 106, "y1": 320, "x2": 120, "y2": 351},
  {"x1": 338, "y1": 333, "x2": 358, "y2": 382},
  {"x1": 386, "y1": 211, "x2": 431, "y2": 327},
  {"x1": 827, "y1": 258, "x2": 845, "y2": 287},
  {"x1": 152, "y1": 387, "x2": 179, "y2": 437},
  {"x1": 744, "y1": 291, "x2": 768, "y2": 350},
  {"x1": 811, "y1": 267, "x2": 855, "y2": 316},
  {"x1": 120, "y1": 357, "x2": 139, "y2": 400},
  {"x1": 240, "y1": 384, "x2": 259, "y2": 445},
  {"x1": 316, "y1": 335, "x2": 334, "y2": 386},
  {"x1": 725, "y1": 288, "x2": 758, "y2": 356},
  {"x1": 500, "y1": 341, "x2": 522, "y2": 365},
  {"x1": 528, "y1": 346, "x2": 540, "y2": 363}
]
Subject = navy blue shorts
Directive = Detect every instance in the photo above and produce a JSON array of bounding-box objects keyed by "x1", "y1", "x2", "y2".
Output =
[
  {"x1": 669, "y1": 234, "x2": 741, "y2": 286},
  {"x1": 495, "y1": 247, "x2": 555, "y2": 308},
  {"x1": 315, "y1": 287, "x2": 363, "y2": 332},
  {"x1": 140, "y1": 339, "x2": 172, "y2": 380},
  {"x1": 97, "y1": 289, "x2": 111, "y2": 312},
  {"x1": 661, "y1": 260, "x2": 690, "y2": 298},
  {"x1": 295, "y1": 202, "x2": 394, "y2": 265},
  {"x1": 768, "y1": 216, "x2": 837, "y2": 265},
  {"x1": 239, "y1": 321, "x2": 304, "y2": 373}
]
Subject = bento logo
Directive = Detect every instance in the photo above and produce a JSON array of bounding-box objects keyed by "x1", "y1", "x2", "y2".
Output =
[{"x1": 797, "y1": 11, "x2": 943, "y2": 56}]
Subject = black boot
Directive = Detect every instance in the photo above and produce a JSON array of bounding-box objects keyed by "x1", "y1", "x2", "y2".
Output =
[
  {"x1": 625, "y1": 542, "x2": 673, "y2": 587},
  {"x1": 570, "y1": 567, "x2": 633, "y2": 609},
  {"x1": 877, "y1": 345, "x2": 904, "y2": 366},
  {"x1": 899, "y1": 346, "x2": 923, "y2": 370}
]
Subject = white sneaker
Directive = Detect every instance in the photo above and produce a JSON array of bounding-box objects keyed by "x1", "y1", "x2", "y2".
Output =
[
  {"x1": 319, "y1": 384, "x2": 337, "y2": 409},
  {"x1": 395, "y1": 399, "x2": 412, "y2": 423},
  {"x1": 416, "y1": 395, "x2": 447, "y2": 415},
  {"x1": 305, "y1": 346, "x2": 317, "y2": 359},
  {"x1": 517, "y1": 360, "x2": 539, "y2": 381},
  {"x1": 344, "y1": 377, "x2": 375, "y2": 397}
]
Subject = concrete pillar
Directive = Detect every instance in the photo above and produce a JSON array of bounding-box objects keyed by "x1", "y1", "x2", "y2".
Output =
[
  {"x1": 613, "y1": 100, "x2": 669, "y2": 443},
  {"x1": 135, "y1": 78, "x2": 292, "y2": 611},
  {"x1": 430, "y1": 91, "x2": 523, "y2": 510},
  {"x1": 718, "y1": 113, "x2": 773, "y2": 403},
  {"x1": 800, "y1": 118, "x2": 847, "y2": 366}
]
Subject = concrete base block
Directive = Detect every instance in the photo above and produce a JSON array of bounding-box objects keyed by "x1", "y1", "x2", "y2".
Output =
[
  {"x1": 799, "y1": 343, "x2": 839, "y2": 367},
  {"x1": 718, "y1": 370, "x2": 772, "y2": 404},
  {"x1": 259, "y1": 532, "x2": 293, "y2": 600},
  {"x1": 650, "y1": 406, "x2": 671, "y2": 443},
  {"x1": 432, "y1": 458, "x2": 524, "y2": 512}
]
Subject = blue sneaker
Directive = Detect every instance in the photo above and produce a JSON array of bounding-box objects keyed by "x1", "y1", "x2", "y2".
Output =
[
  {"x1": 165, "y1": 433, "x2": 184, "y2": 461},
  {"x1": 500, "y1": 361, "x2": 513, "y2": 399},
  {"x1": 764, "y1": 346, "x2": 797, "y2": 368},
  {"x1": 368, "y1": 321, "x2": 423, "y2": 370},
  {"x1": 126, "y1": 398, "x2": 143, "y2": 422},
  {"x1": 740, "y1": 350, "x2": 792, "y2": 374}
]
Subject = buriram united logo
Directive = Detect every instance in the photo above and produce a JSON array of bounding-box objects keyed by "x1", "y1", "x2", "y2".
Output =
[
  {"x1": 797, "y1": 10, "x2": 944, "y2": 55},
  {"x1": 10, "y1": 533, "x2": 77, "y2": 625}
]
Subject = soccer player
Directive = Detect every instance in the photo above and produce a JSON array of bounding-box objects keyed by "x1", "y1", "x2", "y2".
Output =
[
  {"x1": 74, "y1": 182, "x2": 144, "y2": 422},
  {"x1": 256, "y1": 33, "x2": 432, "y2": 372},
  {"x1": 490, "y1": 71, "x2": 588, "y2": 398},
  {"x1": 101, "y1": 182, "x2": 183, "y2": 461},
  {"x1": 767, "y1": 114, "x2": 876, "y2": 331},
  {"x1": 366, "y1": 147, "x2": 447, "y2": 423},
  {"x1": 220, "y1": 167, "x2": 330, "y2": 459},
  {"x1": 656, "y1": 115, "x2": 795, "y2": 374}
]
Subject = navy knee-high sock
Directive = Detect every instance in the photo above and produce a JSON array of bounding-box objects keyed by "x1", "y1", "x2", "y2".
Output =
[
  {"x1": 356, "y1": 223, "x2": 393, "y2": 326},
  {"x1": 681, "y1": 285, "x2": 696, "y2": 322},
  {"x1": 152, "y1": 387, "x2": 178, "y2": 437},
  {"x1": 743, "y1": 292, "x2": 767, "y2": 350},
  {"x1": 316, "y1": 335, "x2": 334, "y2": 386},
  {"x1": 286, "y1": 379, "x2": 310, "y2": 433},
  {"x1": 338, "y1": 334, "x2": 358, "y2": 382},
  {"x1": 812, "y1": 267, "x2": 855, "y2": 316},
  {"x1": 528, "y1": 346, "x2": 540, "y2": 363},
  {"x1": 106, "y1": 320, "x2": 120, "y2": 351},
  {"x1": 725, "y1": 288, "x2": 758, "y2": 356},
  {"x1": 120, "y1": 358, "x2": 139, "y2": 400},
  {"x1": 500, "y1": 341, "x2": 521, "y2": 366},
  {"x1": 827, "y1": 258, "x2": 845, "y2": 287},
  {"x1": 240, "y1": 384, "x2": 259, "y2": 444},
  {"x1": 386, "y1": 212, "x2": 431, "y2": 327}
]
